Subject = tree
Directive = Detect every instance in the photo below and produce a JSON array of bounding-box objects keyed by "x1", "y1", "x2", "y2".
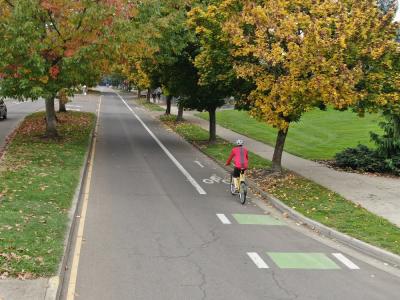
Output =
[
  {"x1": 115, "y1": 0, "x2": 189, "y2": 104},
  {"x1": 188, "y1": 2, "x2": 254, "y2": 137},
  {"x1": 369, "y1": 0, "x2": 400, "y2": 156},
  {"x1": 0, "y1": 0, "x2": 128, "y2": 137},
  {"x1": 208, "y1": 0, "x2": 400, "y2": 172}
]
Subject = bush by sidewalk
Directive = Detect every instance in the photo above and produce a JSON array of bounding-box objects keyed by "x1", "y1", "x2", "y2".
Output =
[
  {"x1": 335, "y1": 116, "x2": 400, "y2": 176},
  {"x1": 335, "y1": 145, "x2": 400, "y2": 176},
  {"x1": 0, "y1": 112, "x2": 95, "y2": 278},
  {"x1": 160, "y1": 115, "x2": 400, "y2": 256}
]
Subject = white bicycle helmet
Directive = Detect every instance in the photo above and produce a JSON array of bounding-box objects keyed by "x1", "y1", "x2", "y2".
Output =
[{"x1": 236, "y1": 139, "x2": 244, "y2": 146}]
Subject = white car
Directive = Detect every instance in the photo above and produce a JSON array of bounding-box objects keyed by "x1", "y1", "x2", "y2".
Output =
[{"x1": 0, "y1": 99, "x2": 7, "y2": 120}]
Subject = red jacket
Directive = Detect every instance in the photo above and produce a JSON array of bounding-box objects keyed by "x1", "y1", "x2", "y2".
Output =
[{"x1": 226, "y1": 146, "x2": 249, "y2": 169}]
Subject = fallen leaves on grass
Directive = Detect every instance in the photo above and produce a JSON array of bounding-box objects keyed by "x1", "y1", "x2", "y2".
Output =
[
  {"x1": 16, "y1": 112, "x2": 93, "y2": 138},
  {"x1": 0, "y1": 111, "x2": 95, "y2": 277}
]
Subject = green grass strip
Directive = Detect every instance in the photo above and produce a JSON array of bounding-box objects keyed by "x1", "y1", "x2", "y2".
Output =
[
  {"x1": 160, "y1": 115, "x2": 400, "y2": 256},
  {"x1": 0, "y1": 111, "x2": 95, "y2": 278},
  {"x1": 196, "y1": 109, "x2": 382, "y2": 160},
  {"x1": 136, "y1": 98, "x2": 164, "y2": 112}
]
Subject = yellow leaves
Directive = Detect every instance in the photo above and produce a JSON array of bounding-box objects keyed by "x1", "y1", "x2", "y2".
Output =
[
  {"x1": 211, "y1": 0, "x2": 400, "y2": 129},
  {"x1": 38, "y1": 76, "x2": 49, "y2": 84},
  {"x1": 370, "y1": 46, "x2": 386, "y2": 60},
  {"x1": 339, "y1": 36, "x2": 346, "y2": 49}
]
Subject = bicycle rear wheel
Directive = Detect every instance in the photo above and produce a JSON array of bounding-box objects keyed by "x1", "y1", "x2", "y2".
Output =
[{"x1": 239, "y1": 182, "x2": 247, "y2": 204}]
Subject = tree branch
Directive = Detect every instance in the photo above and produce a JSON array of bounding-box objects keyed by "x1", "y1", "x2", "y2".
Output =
[
  {"x1": 47, "y1": 10, "x2": 64, "y2": 42},
  {"x1": 76, "y1": 8, "x2": 87, "y2": 30},
  {"x1": 4, "y1": 0, "x2": 14, "y2": 7}
]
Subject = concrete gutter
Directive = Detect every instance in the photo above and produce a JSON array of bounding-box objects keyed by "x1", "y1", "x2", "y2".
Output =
[
  {"x1": 218, "y1": 161, "x2": 400, "y2": 268},
  {"x1": 247, "y1": 180, "x2": 400, "y2": 268},
  {"x1": 45, "y1": 117, "x2": 97, "y2": 300}
]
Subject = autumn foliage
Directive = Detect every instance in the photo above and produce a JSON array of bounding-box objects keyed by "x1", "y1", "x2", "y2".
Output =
[
  {"x1": 0, "y1": 0, "x2": 133, "y2": 136},
  {"x1": 190, "y1": 0, "x2": 400, "y2": 171}
]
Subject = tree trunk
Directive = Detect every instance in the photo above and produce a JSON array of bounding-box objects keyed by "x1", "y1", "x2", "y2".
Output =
[
  {"x1": 165, "y1": 95, "x2": 172, "y2": 115},
  {"x1": 393, "y1": 114, "x2": 400, "y2": 141},
  {"x1": 272, "y1": 128, "x2": 289, "y2": 173},
  {"x1": 45, "y1": 97, "x2": 58, "y2": 138},
  {"x1": 58, "y1": 99, "x2": 67, "y2": 112},
  {"x1": 146, "y1": 89, "x2": 151, "y2": 103},
  {"x1": 177, "y1": 103, "x2": 184, "y2": 121},
  {"x1": 137, "y1": 89, "x2": 141, "y2": 99},
  {"x1": 208, "y1": 107, "x2": 217, "y2": 143}
]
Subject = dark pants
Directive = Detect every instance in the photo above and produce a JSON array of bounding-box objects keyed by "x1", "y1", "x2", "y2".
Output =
[{"x1": 232, "y1": 167, "x2": 246, "y2": 178}]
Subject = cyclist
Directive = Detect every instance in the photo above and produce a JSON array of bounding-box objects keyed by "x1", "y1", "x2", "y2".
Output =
[{"x1": 225, "y1": 139, "x2": 249, "y2": 192}]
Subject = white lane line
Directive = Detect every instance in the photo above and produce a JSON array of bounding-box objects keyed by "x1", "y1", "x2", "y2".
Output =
[
  {"x1": 66, "y1": 96, "x2": 102, "y2": 300},
  {"x1": 216, "y1": 214, "x2": 231, "y2": 224},
  {"x1": 116, "y1": 92, "x2": 207, "y2": 195},
  {"x1": 332, "y1": 253, "x2": 360, "y2": 270},
  {"x1": 247, "y1": 252, "x2": 269, "y2": 269},
  {"x1": 194, "y1": 161, "x2": 205, "y2": 168}
]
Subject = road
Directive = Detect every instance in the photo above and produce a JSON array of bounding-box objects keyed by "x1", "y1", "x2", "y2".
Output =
[{"x1": 60, "y1": 90, "x2": 400, "y2": 300}]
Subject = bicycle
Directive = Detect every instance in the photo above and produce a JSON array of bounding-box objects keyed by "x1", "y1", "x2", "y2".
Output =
[{"x1": 230, "y1": 169, "x2": 247, "y2": 204}]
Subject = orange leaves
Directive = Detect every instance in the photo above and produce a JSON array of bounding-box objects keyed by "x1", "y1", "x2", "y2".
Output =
[
  {"x1": 49, "y1": 65, "x2": 60, "y2": 79},
  {"x1": 40, "y1": 0, "x2": 60, "y2": 13},
  {"x1": 63, "y1": 49, "x2": 75, "y2": 57}
]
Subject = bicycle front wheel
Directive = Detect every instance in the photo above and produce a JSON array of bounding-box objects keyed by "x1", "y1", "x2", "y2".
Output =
[
  {"x1": 230, "y1": 175, "x2": 236, "y2": 195},
  {"x1": 239, "y1": 182, "x2": 247, "y2": 204}
]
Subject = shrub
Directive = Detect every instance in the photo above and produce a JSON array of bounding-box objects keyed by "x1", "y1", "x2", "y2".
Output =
[{"x1": 335, "y1": 144, "x2": 400, "y2": 175}]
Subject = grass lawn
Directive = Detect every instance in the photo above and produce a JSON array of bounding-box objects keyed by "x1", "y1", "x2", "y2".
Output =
[
  {"x1": 0, "y1": 112, "x2": 95, "y2": 278},
  {"x1": 160, "y1": 115, "x2": 400, "y2": 256},
  {"x1": 136, "y1": 98, "x2": 164, "y2": 112},
  {"x1": 197, "y1": 109, "x2": 382, "y2": 160}
]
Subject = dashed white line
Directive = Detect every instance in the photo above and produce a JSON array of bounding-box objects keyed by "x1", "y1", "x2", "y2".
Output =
[
  {"x1": 247, "y1": 252, "x2": 269, "y2": 269},
  {"x1": 117, "y1": 92, "x2": 207, "y2": 195},
  {"x1": 216, "y1": 214, "x2": 231, "y2": 224},
  {"x1": 332, "y1": 253, "x2": 360, "y2": 270},
  {"x1": 194, "y1": 161, "x2": 205, "y2": 168}
]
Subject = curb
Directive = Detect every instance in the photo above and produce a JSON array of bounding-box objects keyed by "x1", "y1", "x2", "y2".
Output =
[
  {"x1": 246, "y1": 180, "x2": 400, "y2": 268},
  {"x1": 0, "y1": 119, "x2": 22, "y2": 162},
  {"x1": 221, "y1": 163, "x2": 400, "y2": 268},
  {"x1": 44, "y1": 116, "x2": 97, "y2": 300},
  {"x1": 154, "y1": 115, "x2": 400, "y2": 269}
]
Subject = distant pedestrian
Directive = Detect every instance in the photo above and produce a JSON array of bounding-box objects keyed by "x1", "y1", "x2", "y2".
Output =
[{"x1": 156, "y1": 87, "x2": 162, "y2": 102}]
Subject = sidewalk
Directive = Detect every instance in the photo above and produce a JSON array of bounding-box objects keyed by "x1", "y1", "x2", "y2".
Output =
[{"x1": 156, "y1": 104, "x2": 400, "y2": 227}]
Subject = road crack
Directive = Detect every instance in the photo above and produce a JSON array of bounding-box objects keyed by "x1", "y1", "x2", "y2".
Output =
[{"x1": 270, "y1": 271, "x2": 299, "y2": 300}]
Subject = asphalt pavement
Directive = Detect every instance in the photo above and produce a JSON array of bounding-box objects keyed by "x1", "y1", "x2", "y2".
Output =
[{"x1": 60, "y1": 90, "x2": 400, "y2": 300}]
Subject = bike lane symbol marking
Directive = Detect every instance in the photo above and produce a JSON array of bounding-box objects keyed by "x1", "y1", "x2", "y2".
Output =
[{"x1": 202, "y1": 174, "x2": 230, "y2": 185}]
